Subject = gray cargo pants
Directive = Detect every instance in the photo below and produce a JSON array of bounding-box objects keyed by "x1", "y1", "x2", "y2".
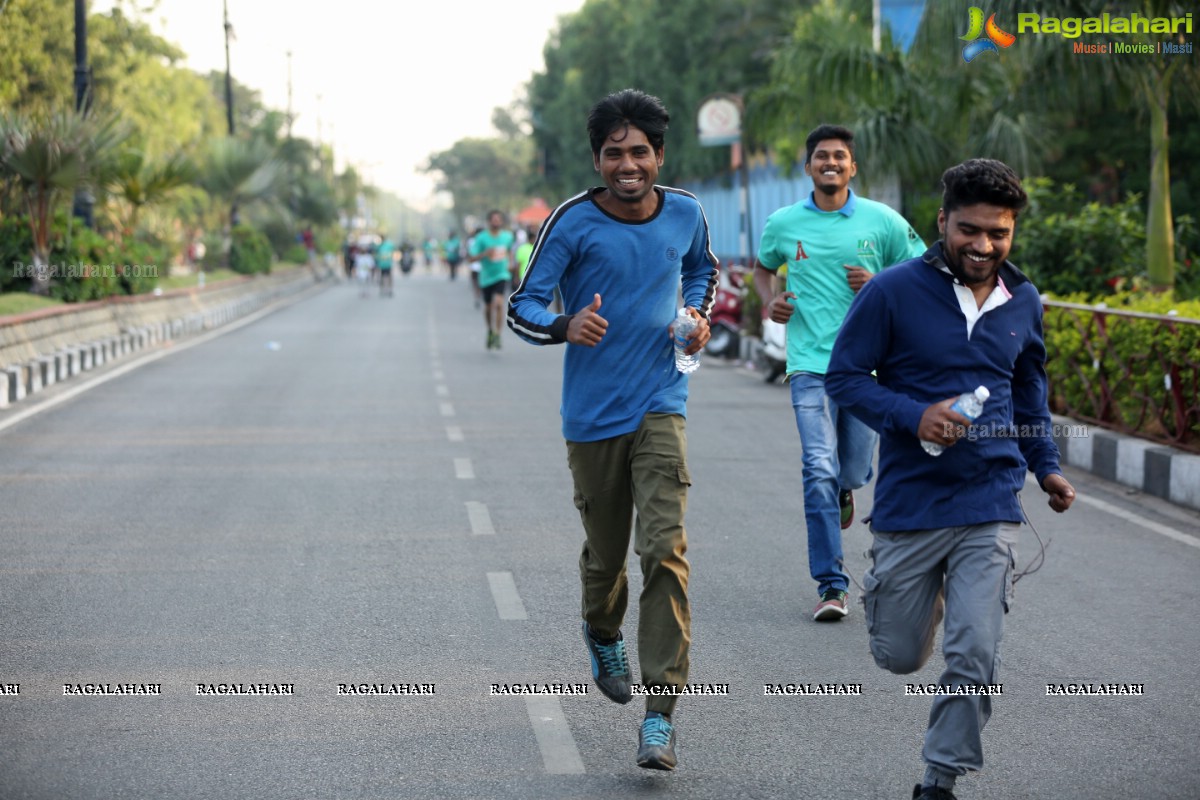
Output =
[{"x1": 862, "y1": 522, "x2": 1018, "y2": 780}]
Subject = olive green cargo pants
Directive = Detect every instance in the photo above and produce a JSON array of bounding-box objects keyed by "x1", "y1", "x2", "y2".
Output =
[{"x1": 566, "y1": 412, "x2": 692, "y2": 715}]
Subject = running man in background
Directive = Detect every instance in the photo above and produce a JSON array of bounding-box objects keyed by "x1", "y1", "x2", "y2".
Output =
[
  {"x1": 353, "y1": 240, "x2": 375, "y2": 298},
  {"x1": 513, "y1": 225, "x2": 537, "y2": 284},
  {"x1": 423, "y1": 237, "x2": 438, "y2": 272},
  {"x1": 826, "y1": 158, "x2": 1076, "y2": 800},
  {"x1": 466, "y1": 226, "x2": 484, "y2": 307},
  {"x1": 753, "y1": 124, "x2": 926, "y2": 622},
  {"x1": 472, "y1": 211, "x2": 516, "y2": 350},
  {"x1": 508, "y1": 88, "x2": 717, "y2": 771},
  {"x1": 443, "y1": 231, "x2": 463, "y2": 282},
  {"x1": 375, "y1": 235, "x2": 395, "y2": 297}
]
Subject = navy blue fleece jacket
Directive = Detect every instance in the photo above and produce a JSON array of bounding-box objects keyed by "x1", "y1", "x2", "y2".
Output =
[{"x1": 825, "y1": 243, "x2": 1063, "y2": 532}]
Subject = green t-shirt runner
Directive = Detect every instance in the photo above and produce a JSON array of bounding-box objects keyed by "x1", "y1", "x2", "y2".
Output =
[
  {"x1": 471, "y1": 229, "x2": 515, "y2": 288},
  {"x1": 514, "y1": 241, "x2": 534, "y2": 282},
  {"x1": 757, "y1": 189, "x2": 925, "y2": 375}
]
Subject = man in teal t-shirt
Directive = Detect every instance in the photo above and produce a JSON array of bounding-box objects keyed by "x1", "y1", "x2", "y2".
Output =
[
  {"x1": 374, "y1": 235, "x2": 396, "y2": 297},
  {"x1": 752, "y1": 124, "x2": 926, "y2": 622},
  {"x1": 471, "y1": 210, "x2": 516, "y2": 350}
]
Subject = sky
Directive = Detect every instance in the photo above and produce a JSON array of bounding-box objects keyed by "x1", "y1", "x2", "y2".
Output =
[{"x1": 100, "y1": 0, "x2": 587, "y2": 207}]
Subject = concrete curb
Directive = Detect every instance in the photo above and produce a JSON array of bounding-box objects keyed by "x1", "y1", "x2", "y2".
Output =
[
  {"x1": 1053, "y1": 414, "x2": 1200, "y2": 513},
  {"x1": 1, "y1": 269, "x2": 324, "y2": 410}
]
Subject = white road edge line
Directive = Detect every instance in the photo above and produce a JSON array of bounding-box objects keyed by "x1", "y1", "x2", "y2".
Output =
[
  {"x1": 455, "y1": 458, "x2": 475, "y2": 480},
  {"x1": 1025, "y1": 474, "x2": 1200, "y2": 550},
  {"x1": 485, "y1": 571, "x2": 529, "y2": 620},
  {"x1": 525, "y1": 696, "x2": 585, "y2": 775},
  {"x1": 1077, "y1": 494, "x2": 1200, "y2": 550},
  {"x1": 466, "y1": 501, "x2": 495, "y2": 536},
  {"x1": 0, "y1": 284, "x2": 322, "y2": 436}
]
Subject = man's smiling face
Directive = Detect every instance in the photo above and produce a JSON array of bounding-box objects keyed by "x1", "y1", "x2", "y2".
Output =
[
  {"x1": 594, "y1": 123, "x2": 661, "y2": 206},
  {"x1": 939, "y1": 203, "x2": 1017, "y2": 286},
  {"x1": 805, "y1": 138, "x2": 856, "y2": 196}
]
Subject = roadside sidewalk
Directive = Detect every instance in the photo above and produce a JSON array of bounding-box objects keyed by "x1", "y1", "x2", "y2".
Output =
[{"x1": 1, "y1": 269, "x2": 325, "y2": 411}]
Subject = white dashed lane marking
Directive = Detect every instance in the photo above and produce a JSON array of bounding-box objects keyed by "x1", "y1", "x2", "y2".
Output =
[
  {"x1": 486, "y1": 571, "x2": 529, "y2": 620},
  {"x1": 466, "y1": 501, "x2": 495, "y2": 536},
  {"x1": 525, "y1": 696, "x2": 585, "y2": 775}
]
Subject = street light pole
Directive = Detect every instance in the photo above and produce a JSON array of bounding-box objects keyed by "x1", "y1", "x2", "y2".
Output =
[
  {"x1": 223, "y1": 0, "x2": 238, "y2": 228},
  {"x1": 72, "y1": 0, "x2": 94, "y2": 228},
  {"x1": 223, "y1": 0, "x2": 235, "y2": 136}
]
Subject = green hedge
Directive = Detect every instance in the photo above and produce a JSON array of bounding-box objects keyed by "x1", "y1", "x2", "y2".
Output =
[
  {"x1": 1044, "y1": 292, "x2": 1200, "y2": 448},
  {"x1": 1014, "y1": 178, "x2": 1200, "y2": 300},
  {"x1": 229, "y1": 224, "x2": 272, "y2": 275},
  {"x1": 0, "y1": 211, "x2": 167, "y2": 300},
  {"x1": 1014, "y1": 179, "x2": 1146, "y2": 296}
]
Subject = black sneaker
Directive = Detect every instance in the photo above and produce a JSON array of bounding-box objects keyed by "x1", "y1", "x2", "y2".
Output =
[
  {"x1": 913, "y1": 784, "x2": 957, "y2": 800},
  {"x1": 636, "y1": 711, "x2": 677, "y2": 770},
  {"x1": 582, "y1": 622, "x2": 632, "y2": 704}
]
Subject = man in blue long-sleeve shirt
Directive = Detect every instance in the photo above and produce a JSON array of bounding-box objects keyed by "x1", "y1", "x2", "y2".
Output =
[
  {"x1": 826, "y1": 159, "x2": 1075, "y2": 800},
  {"x1": 508, "y1": 88, "x2": 718, "y2": 771}
]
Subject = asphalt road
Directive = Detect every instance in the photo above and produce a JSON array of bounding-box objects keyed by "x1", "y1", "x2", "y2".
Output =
[{"x1": 1, "y1": 272, "x2": 1198, "y2": 800}]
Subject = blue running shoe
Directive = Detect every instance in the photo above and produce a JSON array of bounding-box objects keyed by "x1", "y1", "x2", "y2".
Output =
[
  {"x1": 637, "y1": 711, "x2": 677, "y2": 770},
  {"x1": 582, "y1": 622, "x2": 632, "y2": 704}
]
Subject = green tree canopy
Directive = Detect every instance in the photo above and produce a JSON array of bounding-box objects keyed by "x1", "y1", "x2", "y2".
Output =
[
  {"x1": 527, "y1": 0, "x2": 798, "y2": 201},
  {"x1": 423, "y1": 136, "x2": 533, "y2": 225}
]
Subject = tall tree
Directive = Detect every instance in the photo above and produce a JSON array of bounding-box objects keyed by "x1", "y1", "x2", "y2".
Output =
[
  {"x1": 0, "y1": 0, "x2": 74, "y2": 114},
  {"x1": 527, "y1": 0, "x2": 799, "y2": 200},
  {"x1": 422, "y1": 136, "x2": 533, "y2": 225}
]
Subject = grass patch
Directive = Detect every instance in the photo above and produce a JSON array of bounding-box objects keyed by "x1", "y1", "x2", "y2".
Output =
[
  {"x1": 0, "y1": 263, "x2": 307, "y2": 317},
  {"x1": 156, "y1": 268, "x2": 241, "y2": 291},
  {"x1": 155, "y1": 262, "x2": 304, "y2": 292},
  {"x1": 0, "y1": 293, "x2": 66, "y2": 318}
]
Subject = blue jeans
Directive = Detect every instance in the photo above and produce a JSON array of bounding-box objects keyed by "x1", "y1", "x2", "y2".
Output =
[{"x1": 790, "y1": 373, "x2": 878, "y2": 596}]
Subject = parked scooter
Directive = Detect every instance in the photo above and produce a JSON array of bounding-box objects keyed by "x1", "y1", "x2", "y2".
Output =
[
  {"x1": 704, "y1": 264, "x2": 746, "y2": 358},
  {"x1": 757, "y1": 317, "x2": 787, "y2": 383}
]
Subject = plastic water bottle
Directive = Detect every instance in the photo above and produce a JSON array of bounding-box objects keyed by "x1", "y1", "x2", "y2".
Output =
[
  {"x1": 922, "y1": 385, "x2": 990, "y2": 456},
  {"x1": 673, "y1": 308, "x2": 700, "y2": 374}
]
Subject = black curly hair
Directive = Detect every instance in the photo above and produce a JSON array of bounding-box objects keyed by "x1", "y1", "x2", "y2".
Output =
[
  {"x1": 941, "y1": 158, "x2": 1028, "y2": 217},
  {"x1": 587, "y1": 89, "x2": 670, "y2": 157},
  {"x1": 804, "y1": 124, "x2": 855, "y2": 165}
]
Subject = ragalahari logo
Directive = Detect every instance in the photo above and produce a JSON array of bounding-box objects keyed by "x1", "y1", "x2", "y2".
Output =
[{"x1": 960, "y1": 7, "x2": 1016, "y2": 62}]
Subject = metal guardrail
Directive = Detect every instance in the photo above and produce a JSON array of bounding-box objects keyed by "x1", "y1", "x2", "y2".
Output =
[{"x1": 1042, "y1": 299, "x2": 1200, "y2": 453}]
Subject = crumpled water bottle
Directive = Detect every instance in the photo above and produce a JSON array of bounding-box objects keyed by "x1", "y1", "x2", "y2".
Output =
[
  {"x1": 673, "y1": 308, "x2": 700, "y2": 374},
  {"x1": 923, "y1": 385, "x2": 989, "y2": 456}
]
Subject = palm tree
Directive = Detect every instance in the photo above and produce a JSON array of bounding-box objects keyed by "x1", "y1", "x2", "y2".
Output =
[
  {"x1": 751, "y1": 0, "x2": 1199, "y2": 291},
  {"x1": 0, "y1": 109, "x2": 126, "y2": 294},
  {"x1": 104, "y1": 149, "x2": 196, "y2": 235},
  {"x1": 198, "y1": 137, "x2": 284, "y2": 233},
  {"x1": 749, "y1": 0, "x2": 1048, "y2": 192}
]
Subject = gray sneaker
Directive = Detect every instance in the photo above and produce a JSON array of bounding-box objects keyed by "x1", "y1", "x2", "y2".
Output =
[{"x1": 636, "y1": 711, "x2": 677, "y2": 770}]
